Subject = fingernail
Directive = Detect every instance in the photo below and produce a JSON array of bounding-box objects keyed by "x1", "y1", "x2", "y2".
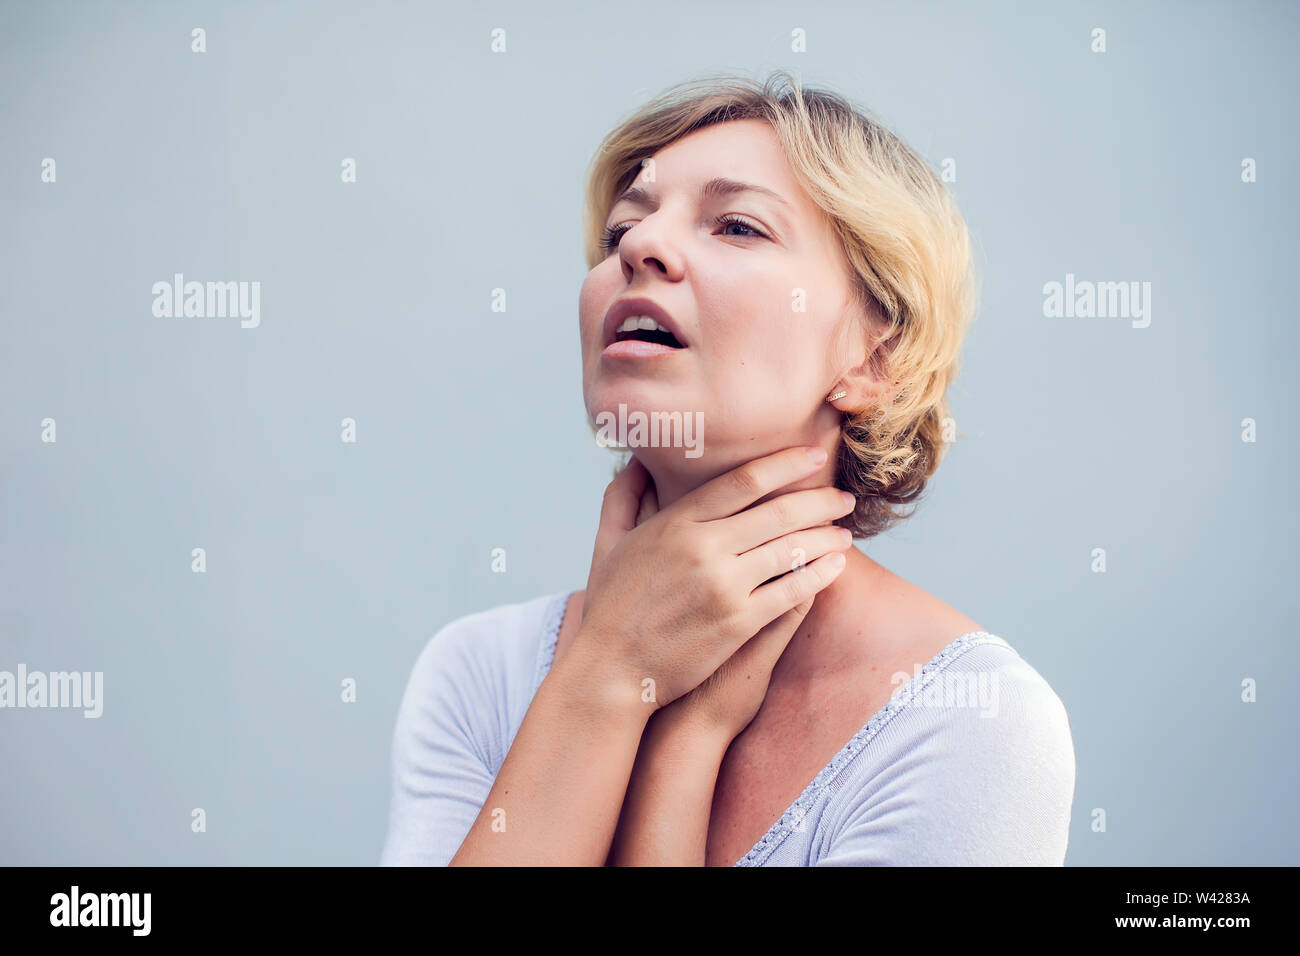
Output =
[
  {"x1": 805, "y1": 447, "x2": 827, "y2": 465},
  {"x1": 840, "y1": 491, "x2": 856, "y2": 509},
  {"x1": 828, "y1": 552, "x2": 846, "y2": 570},
  {"x1": 839, "y1": 528, "x2": 854, "y2": 546}
]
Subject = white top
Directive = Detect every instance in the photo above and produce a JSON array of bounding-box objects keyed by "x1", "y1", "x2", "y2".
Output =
[{"x1": 380, "y1": 589, "x2": 1077, "y2": 866}]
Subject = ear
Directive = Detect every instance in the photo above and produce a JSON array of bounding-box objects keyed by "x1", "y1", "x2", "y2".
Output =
[{"x1": 828, "y1": 319, "x2": 899, "y2": 413}]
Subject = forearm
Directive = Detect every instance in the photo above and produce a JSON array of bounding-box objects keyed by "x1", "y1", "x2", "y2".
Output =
[
  {"x1": 450, "y1": 639, "x2": 648, "y2": 866},
  {"x1": 606, "y1": 708, "x2": 733, "y2": 866}
]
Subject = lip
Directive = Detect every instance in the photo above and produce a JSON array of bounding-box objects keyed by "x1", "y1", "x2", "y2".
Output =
[
  {"x1": 601, "y1": 296, "x2": 690, "y2": 353},
  {"x1": 602, "y1": 339, "x2": 684, "y2": 360}
]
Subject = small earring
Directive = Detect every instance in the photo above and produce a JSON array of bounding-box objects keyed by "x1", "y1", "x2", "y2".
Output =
[{"x1": 827, "y1": 388, "x2": 847, "y2": 402}]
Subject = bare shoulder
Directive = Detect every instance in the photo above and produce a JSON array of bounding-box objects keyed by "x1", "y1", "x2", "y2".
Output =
[{"x1": 856, "y1": 555, "x2": 984, "y2": 646}]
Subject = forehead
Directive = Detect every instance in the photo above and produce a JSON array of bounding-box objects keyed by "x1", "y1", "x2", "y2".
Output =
[
  {"x1": 649, "y1": 118, "x2": 786, "y2": 175},
  {"x1": 629, "y1": 119, "x2": 814, "y2": 219}
]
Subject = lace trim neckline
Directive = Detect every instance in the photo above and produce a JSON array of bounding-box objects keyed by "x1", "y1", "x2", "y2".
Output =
[{"x1": 532, "y1": 588, "x2": 1009, "y2": 867}]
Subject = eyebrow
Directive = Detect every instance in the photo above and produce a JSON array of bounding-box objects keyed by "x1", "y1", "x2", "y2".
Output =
[{"x1": 612, "y1": 177, "x2": 793, "y2": 214}]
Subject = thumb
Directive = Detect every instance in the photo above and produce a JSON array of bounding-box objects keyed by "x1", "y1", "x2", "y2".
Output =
[
  {"x1": 732, "y1": 597, "x2": 814, "y2": 677},
  {"x1": 592, "y1": 455, "x2": 650, "y2": 566},
  {"x1": 634, "y1": 473, "x2": 660, "y2": 527}
]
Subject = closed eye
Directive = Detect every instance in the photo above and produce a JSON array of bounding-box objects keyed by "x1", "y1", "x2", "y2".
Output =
[{"x1": 601, "y1": 214, "x2": 771, "y2": 255}]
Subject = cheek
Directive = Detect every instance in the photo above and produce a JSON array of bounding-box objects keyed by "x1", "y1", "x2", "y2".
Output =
[
  {"x1": 578, "y1": 263, "x2": 619, "y2": 345},
  {"x1": 699, "y1": 270, "x2": 812, "y2": 365},
  {"x1": 699, "y1": 284, "x2": 838, "y2": 407}
]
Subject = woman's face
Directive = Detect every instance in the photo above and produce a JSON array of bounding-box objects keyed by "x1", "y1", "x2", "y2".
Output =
[{"x1": 578, "y1": 118, "x2": 872, "y2": 500}]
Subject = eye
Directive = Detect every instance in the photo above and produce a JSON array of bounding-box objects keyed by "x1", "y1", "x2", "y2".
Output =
[
  {"x1": 714, "y1": 214, "x2": 769, "y2": 241},
  {"x1": 600, "y1": 214, "x2": 771, "y2": 256},
  {"x1": 600, "y1": 223, "x2": 631, "y2": 255}
]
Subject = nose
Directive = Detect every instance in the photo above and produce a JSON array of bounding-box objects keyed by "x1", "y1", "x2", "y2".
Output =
[{"x1": 618, "y1": 211, "x2": 683, "y2": 283}]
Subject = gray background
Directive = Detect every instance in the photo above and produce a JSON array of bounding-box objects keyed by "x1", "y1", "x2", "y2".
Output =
[{"x1": 2, "y1": 0, "x2": 1296, "y2": 865}]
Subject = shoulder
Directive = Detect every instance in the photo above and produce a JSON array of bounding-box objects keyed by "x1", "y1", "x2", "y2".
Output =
[
  {"x1": 854, "y1": 562, "x2": 1072, "y2": 763},
  {"x1": 380, "y1": 590, "x2": 571, "y2": 866},
  {"x1": 857, "y1": 555, "x2": 986, "y2": 647},
  {"x1": 820, "y1": 632, "x2": 1077, "y2": 865},
  {"x1": 404, "y1": 590, "x2": 564, "y2": 690},
  {"x1": 893, "y1": 632, "x2": 1075, "y2": 787},
  {"x1": 391, "y1": 590, "x2": 569, "y2": 764},
  {"x1": 921, "y1": 635, "x2": 1074, "y2": 781}
]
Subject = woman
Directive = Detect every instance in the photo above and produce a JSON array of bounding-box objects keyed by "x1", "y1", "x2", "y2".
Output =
[{"x1": 380, "y1": 72, "x2": 1076, "y2": 866}]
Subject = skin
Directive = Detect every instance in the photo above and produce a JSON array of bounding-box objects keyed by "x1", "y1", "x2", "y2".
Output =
[
  {"x1": 580, "y1": 118, "x2": 877, "y2": 508},
  {"x1": 449, "y1": 118, "x2": 981, "y2": 866},
  {"x1": 584, "y1": 119, "x2": 983, "y2": 865}
]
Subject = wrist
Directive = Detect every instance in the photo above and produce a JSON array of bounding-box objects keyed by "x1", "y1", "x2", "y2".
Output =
[
  {"x1": 553, "y1": 626, "x2": 655, "y2": 729},
  {"x1": 649, "y1": 702, "x2": 736, "y2": 761}
]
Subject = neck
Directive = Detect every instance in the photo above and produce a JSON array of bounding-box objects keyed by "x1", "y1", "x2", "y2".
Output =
[
  {"x1": 771, "y1": 546, "x2": 883, "y2": 684},
  {"x1": 635, "y1": 443, "x2": 839, "y2": 516},
  {"x1": 632, "y1": 445, "x2": 884, "y2": 685},
  {"x1": 632, "y1": 401, "x2": 847, "y2": 512},
  {"x1": 624, "y1": 423, "x2": 872, "y2": 682}
]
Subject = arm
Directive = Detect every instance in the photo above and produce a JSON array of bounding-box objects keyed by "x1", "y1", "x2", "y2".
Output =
[
  {"x1": 605, "y1": 594, "x2": 830, "y2": 866},
  {"x1": 595, "y1": 454, "x2": 854, "y2": 867},
  {"x1": 384, "y1": 448, "x2": 851, "y2": 866},
  {"x1": 450, "y1": 634, "x2": 651, "y2": 866},
  {"x1": 606, "y1": 706, "x2": 733, "y2": 866},
  {"x1": 378, "y1": 609, "x2": 651, "y2": 867}
]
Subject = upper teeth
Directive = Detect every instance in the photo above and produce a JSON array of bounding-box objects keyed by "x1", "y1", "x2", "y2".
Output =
[{"x1": 618, "y1": 316, "x2": 671, "y2": 334}]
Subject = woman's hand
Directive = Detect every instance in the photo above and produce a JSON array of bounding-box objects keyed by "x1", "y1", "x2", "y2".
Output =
[
  {"x1": 628, "y1": 467, "x2": 822, "y2": 743},
  {"x1": 656, "y1": 598, "x2": 815, "y2": 744},
  {"x1": 573, "y1": 446, "x2": 856, "y2": 713}
]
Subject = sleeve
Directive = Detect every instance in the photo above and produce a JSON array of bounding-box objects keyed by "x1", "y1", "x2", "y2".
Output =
[
  {"x1": 378, "y1": 616, "x2": 506, "y2": 866},
  {"x1": 815, "y1": 652, "x2": 1077, "y2": 866}
]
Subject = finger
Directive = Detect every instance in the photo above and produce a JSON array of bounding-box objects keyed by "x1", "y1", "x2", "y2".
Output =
[
  {"x1": 737, "y1": 524, "x2": 854, "y2": 589},
  {"x1": 722, "y1": 486, "x2": 857, "y2": 554},
  {"x1": 634, "y1": 475, "x2": 660, "y2": 528},
  {"x1": 731, "y1": 598, "x2": 814, "y2": 677},
  {"x1": 675, "y1": 446, "x2": 829, "y2": 523},
  {"x1": 751, "y1": 549, "x2": 848, "y2": 621},
  {"x1": 592, "y1": 456, "x2": 650, "y2": 566}
]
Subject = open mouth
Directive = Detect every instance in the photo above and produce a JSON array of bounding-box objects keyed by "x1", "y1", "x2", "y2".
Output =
[{"x1": 612, "y1": 316, "x2": 686, "y2": 349}]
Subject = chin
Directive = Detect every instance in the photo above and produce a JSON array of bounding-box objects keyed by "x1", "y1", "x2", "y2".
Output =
[
  {"x1": 585, "y1": 384, "x2": 710, "y2": 464},
  {"x1": 585, "y1": 379, "x2": 697, "y2": 418}
]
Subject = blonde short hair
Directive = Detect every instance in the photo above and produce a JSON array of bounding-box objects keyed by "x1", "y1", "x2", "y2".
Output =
[{"x1": 581, "y1": 71, "x2": 978, "y2": 540}]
